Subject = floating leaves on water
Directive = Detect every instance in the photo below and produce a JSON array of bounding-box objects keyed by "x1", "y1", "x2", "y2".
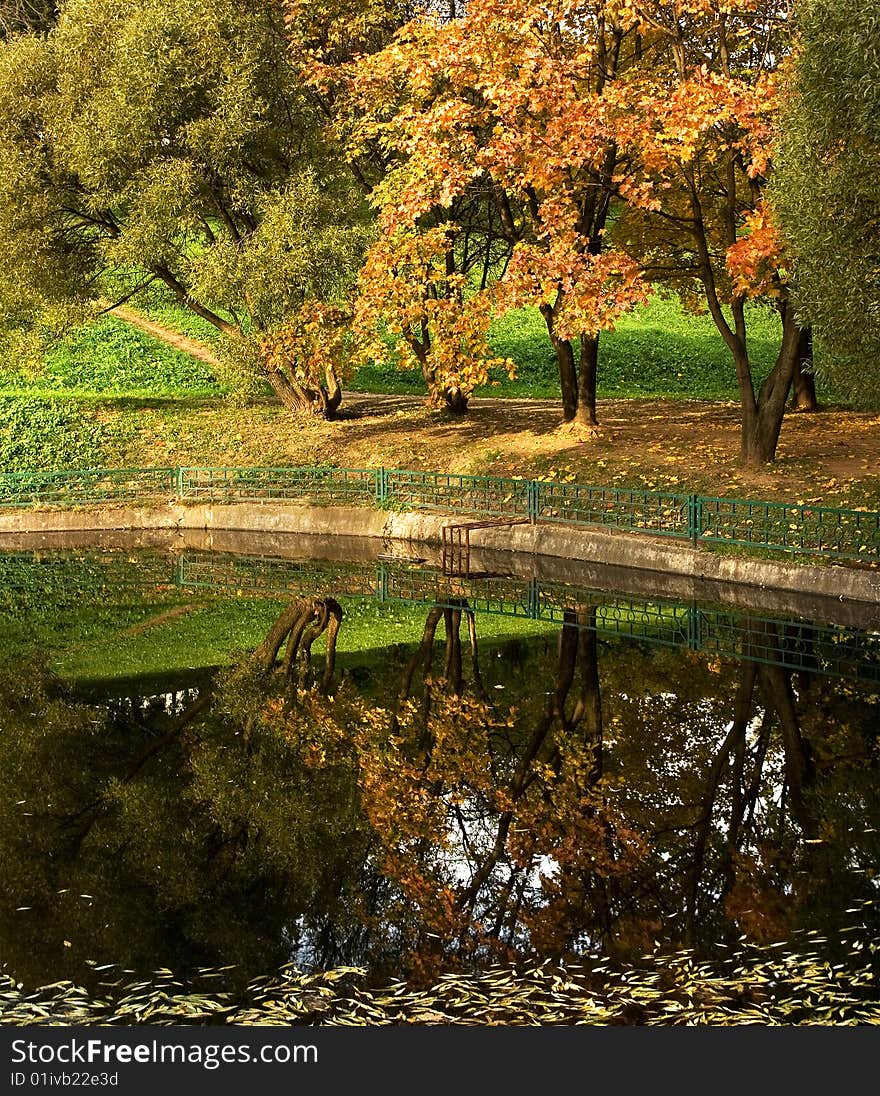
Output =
[{"x1": 1, "y1": 926, "x2": 880, "y2": 1027}]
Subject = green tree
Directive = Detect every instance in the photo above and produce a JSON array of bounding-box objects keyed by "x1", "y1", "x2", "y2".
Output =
[
  {"x1": 773, "y1": 0, "x2": 880, "y2": 405},
  {"x1": 0, "y1": 0, "x2": 370, "y2": 416}
]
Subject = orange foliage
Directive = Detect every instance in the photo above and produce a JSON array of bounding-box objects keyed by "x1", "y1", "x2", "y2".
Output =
[
  {"x1": 330, "y1": 0, "x2": 656, "y2": 399},
  {"x1": 260, "y1": 302, "x2": 350, "y2": 391},
  {"x1": 352, "y1": 226, "x2": 511, "y2": 407},
  {"x1": 725, "y1": 206, "x2": 785, "y2": 299}
]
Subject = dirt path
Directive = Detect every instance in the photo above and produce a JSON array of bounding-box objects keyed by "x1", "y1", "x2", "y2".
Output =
[
  {"x1": 109, "y1": 303, "x2": 221, "y2": 366},
  {"x1": 120, "y1": 604, "x2": 203, "y2": 637}
]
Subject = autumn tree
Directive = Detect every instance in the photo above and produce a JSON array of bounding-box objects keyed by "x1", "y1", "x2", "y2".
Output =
[
  {"x1": 338, "y1": 0, "x2": 817, "y2": 457},
  {"x1": 773, "y1": 0, "x2": 880, "y2": 407},
  {"x1": 0, "y1": 0, "x2": 370, "y2": 417},
  {"x1": 338, "y1": 0, "x2": 648, "y2": 422},
  {"x1": 605, "y1": 0, "x2": 811, "y2": 465}
]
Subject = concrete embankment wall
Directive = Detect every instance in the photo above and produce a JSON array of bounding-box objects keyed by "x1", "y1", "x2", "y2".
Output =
[{"x1": 2, "y1": 501, "x2": 878, "y2": 607}]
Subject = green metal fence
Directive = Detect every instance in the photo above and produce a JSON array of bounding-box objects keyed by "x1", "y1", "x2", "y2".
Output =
[
  {"x1": 0, "y1": 467, "x2": 176, "y2": 507},
  {"x1": 2, "y1": 464, "x2": 879, "y2": 564},
  {"x1": 177, "y1": 466, "x2": 377, "y2": 505},
  {"x1": 383, "y1": 468, "x2": 533, "y2": 517},
  {"x1": 697, "y1": 496, "x2": 880, "y2": 560},
  {"x1": 535, "y1": 481, "x2": 690, "y2": 537},
  {"x1": 177, "y1": 552, "x2": 379, "y2": 598}
]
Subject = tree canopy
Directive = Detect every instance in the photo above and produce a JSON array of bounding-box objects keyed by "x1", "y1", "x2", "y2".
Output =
[
  {"x1": 0, "y1": 0, "x2": 370, "y2": 412},
  {"x1": 773, "y1": 0, "x2": 880, "y2": 405},
  {"x1": 337, "y1": 0, "x2": 814, "y2": 461}
]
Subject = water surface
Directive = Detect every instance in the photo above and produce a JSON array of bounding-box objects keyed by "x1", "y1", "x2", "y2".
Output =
[{"x1": 1, "y1": 544, "x2": 878, "y2": 1012}]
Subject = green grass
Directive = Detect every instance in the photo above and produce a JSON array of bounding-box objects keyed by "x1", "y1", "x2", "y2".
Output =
[
  {"x1": 348, "y1": 292, "x2": 806, "y2": 401},
  {"x1": 1, "y1": 315, "x2": 223, "y2": 400},
  {"x1": 0, "y1": 288, "x2": 849, "y2": 409},
  {"x1": 135, "y1": 299, "x2": 227, "y2": 347},
  {"x1": 482, "y1": 294, "x2": 785, "y2": 400},
  {"x1": 0, "y1": 553, "x2": 557, "y2": 684},
  {"x1": 0, "y1": 290, "x2": 832, "y2": 409},
  {"x1": 52, "y1": 595, "x2": 555, "y2": 683},
  {"x1": 0, "y1": 396, "x2": 132, "y2": 471},
  {"x1": 0, "y1": 315, "x2": 226, "y2": 468}
]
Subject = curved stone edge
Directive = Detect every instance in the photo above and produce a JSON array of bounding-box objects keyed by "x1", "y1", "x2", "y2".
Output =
[{"x1": 1, "y1": 501, "x2": 878, "y2": 606}]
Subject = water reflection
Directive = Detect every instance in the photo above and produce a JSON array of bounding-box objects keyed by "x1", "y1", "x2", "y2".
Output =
[{"x1": 1, "y1": 572, "x2": 878, "y2": 994}]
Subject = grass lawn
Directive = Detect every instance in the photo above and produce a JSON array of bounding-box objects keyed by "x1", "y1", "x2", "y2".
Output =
[
  {"x1": 0, "y1": 556, "x2": 557, "y2": 684},
  {"x1": 351, "y1": 292, "x2": 792, "y2": 402},
  {"x1": 0, "y1": 290, "x2": 800, "y2": 407}
]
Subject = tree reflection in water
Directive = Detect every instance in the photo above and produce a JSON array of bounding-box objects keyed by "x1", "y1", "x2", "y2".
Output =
[{"x1": 0, "y1": 595, "x2": 878, "y2": 996}]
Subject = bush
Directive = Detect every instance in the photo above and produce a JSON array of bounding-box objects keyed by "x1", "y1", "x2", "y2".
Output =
[{"x1": 0, "y1": 397, "x2": 110, "y2": 470}]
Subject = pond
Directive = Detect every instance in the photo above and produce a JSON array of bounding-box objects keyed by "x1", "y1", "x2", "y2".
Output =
[{"x1": 1, "y1": 536, "x2": 879, "y2": 1023}]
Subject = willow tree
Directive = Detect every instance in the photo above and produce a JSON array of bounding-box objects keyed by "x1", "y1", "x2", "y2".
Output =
[
  {"x1": 0, "y1": 0, "x2": 370, "y2": 416},
  {"x1": 773, "y1": 0, "x2": 880, "y2": 407}
]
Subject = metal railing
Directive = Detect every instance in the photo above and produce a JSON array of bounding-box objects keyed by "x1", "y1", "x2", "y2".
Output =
[
  {"x1": 1, "y1": 464, "x2": 878, "y2": 564},
  {"x1": 698, "y1": 496, "x2": 880, "y2": 560},
  {"x1": 177, "y1": 466, "x2": 377, "y2": 505},
  {"x1": 384, "y1": 468, "x2": 533, "y2": 517},
  {"x1": 0, "y1": 467, "x2": 176, "y2": 508},
  {"x1": 535, "y1": 481, "x2": 690, "y2": 537}
]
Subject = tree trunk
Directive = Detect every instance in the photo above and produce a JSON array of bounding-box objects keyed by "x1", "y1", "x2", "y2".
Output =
[
  {"x1": 443, "y1": 607, "x2": 464, "y2": 696},
  {"x1": 686, "y1": 660, "x2": 757, "y2": 945},
  {"x1": 412, "y1": 340, "x2": 469, "y2": 415},
  {"x1": 539, "y1": 303, "x2": 578, "y2": 420},
  {"x1": 266, "y1": 364, "x2": 343, "y2": 420},
  {"x1": 575, "y1": 333, "x2": 600, "y2": 427},
  {"x1": 789, "y1": 329, "x2": 818, "y2": 412},
  {"x1": 760, "y1": 663, "x2": 816, "y2": 836},
  {"x1": 574, "y1": 608, "x2": 602, "y2": 785},
  {"x1": 442, "y1": 385, "x2": 469, "y2": 414},
  {"x1": 739, "y1": 305, "x2": 801, "y2": 467}
]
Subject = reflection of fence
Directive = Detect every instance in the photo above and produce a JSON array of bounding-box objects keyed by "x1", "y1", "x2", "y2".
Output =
[
  {"x1": 2, "y1": 547, "x2": 878, "y2": 681},
  {"x1": 0, "y1": 550, "x2": 177, "y2": 596},
  {"x1": 169, "y1": 552, "x2": 880, "y2": 684},
  {"x1": 176, "y1": 553, "x2": 378, "y2": 599},
  {"x1": 2, "y1": 464, "x2": 879, "y2": 564}
]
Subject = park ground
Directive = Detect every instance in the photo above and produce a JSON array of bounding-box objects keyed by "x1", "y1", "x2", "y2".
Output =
[
  {"x1": 210, "y1": 390, "x2": 880, "y2": 508},
  {"x1": 2, "y1": 294, "x2": 879, "y2": 511}
]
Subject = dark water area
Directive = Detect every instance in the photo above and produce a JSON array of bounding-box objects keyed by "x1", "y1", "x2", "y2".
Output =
[{"x1": 1, "y1": 541, "x2": 879, "y2": 1012}]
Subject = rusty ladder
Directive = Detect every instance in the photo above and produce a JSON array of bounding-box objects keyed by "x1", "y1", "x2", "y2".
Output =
[{"x1": 441, "y1": 517, "x2": 531, "y2": 575}]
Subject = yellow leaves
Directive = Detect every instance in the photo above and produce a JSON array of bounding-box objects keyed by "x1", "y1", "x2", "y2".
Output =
[
  {"x1": 496, "y1": 242, "x2": 648, "y2": 336},
  {"x1": 354, "y1": 225, "x2": 507, "y2": 401},
  {"x1": 725, "y1": 205, "x2": 784, "y2": 300},
  {"x1": 260, "y1": 301, "x2": 351, "y2": 389}
]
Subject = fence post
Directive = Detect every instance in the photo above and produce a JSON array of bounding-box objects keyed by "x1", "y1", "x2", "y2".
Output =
[
  {"x1": 527, "y1": 480, "x2": 540, "y2": 524},
  {"x1": 687, "y1": 604, "x2": 702, "y2": 650},
  {"x1": 527, "y1": 577, "x2": 540, "y2": 620},
  {"x1": 375, "y1": 467, "x2": 388, "y2": 506},
  {"x1": 687, "y1": 494, "x2": 701, "y2": 548},
  {"x1": 175, "y1": 467, "x2": 185, "y2": 500}
]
